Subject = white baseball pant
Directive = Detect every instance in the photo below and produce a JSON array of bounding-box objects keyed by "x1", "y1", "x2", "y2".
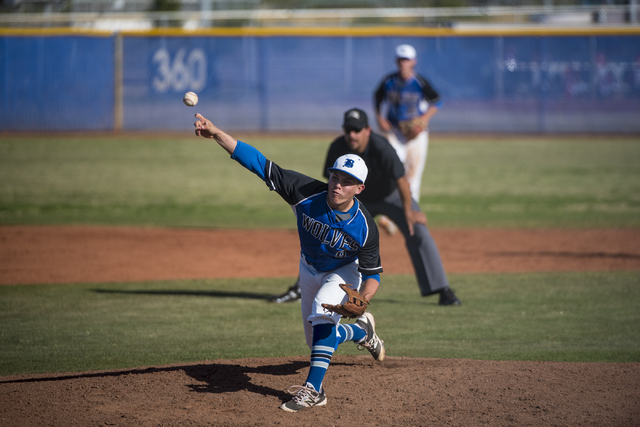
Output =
[
  {"x1": 298, "y1": 256, "x2": 362, "y2": 349},
  {"x1": 385, "y1": 128, "x2": 429, "y2": 202}
]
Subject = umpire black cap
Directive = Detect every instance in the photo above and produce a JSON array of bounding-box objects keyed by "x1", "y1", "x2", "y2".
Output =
[{"x1": 343, "y1": 108, "x2": 368, "y2": 129}]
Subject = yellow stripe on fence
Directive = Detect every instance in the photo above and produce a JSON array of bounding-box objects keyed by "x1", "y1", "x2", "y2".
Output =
[
  {"x1": 122, "y1": 26, "x2": 640, "y2": 37},
  {"x1": 2, "y1": 26, "x2": 640, "y2": 38},
  {"x1": 0, "y1": 27, "x2": 113, "y2": 37}
]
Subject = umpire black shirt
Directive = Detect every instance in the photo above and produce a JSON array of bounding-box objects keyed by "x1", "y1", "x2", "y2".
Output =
[{"x1": 323, "y1": 132, "x2": 405, "y2": 204}]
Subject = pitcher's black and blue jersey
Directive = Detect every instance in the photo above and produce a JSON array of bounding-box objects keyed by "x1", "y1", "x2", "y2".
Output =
[{"x1": 231, "y1": 141, "x2": 382, "y2": 276}]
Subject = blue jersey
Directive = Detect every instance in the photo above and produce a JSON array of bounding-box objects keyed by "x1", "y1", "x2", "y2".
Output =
[
  {"x1": 374, "y1": 72, "x2": 442, "y2": 127},
  {"x1": 231, "y1": 141, "x2": 383, "y2": 276}
]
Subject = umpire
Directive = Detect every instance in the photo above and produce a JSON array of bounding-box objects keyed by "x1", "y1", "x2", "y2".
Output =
[
  {"x1": 272, "y1": 108, "x2": 460, "y2": 305},
  {"x1": 325, "y1": 108, "x2": 459, "y2": 305}
]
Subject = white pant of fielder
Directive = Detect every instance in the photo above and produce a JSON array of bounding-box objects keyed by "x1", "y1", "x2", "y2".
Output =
[{"x1": 385, "y1": 129, "x2": 429, "y2": 202}]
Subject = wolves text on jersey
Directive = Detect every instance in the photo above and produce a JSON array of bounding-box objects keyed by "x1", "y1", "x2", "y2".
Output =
[
  {"x1": 301, "y1": 213, "x2": 361, "y2": 256},
  {"x1": 386, "y1": 89, "x2": 422, "y2": 107}
]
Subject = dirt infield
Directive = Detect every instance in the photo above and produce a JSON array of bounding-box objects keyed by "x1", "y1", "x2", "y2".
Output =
[
  {"x1": 1, "y1": 226, "x2": 639, "y2": 426},
  {"x1": 2, "y1": 226, "x2": 640, "y2": 285}
]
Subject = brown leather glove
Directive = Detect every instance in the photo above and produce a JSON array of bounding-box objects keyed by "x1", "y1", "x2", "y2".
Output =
[{"x1": 321, "y1": 283, "x2": 370, "y2": 319}]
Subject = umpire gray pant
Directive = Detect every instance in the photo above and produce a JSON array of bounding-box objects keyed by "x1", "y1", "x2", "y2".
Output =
[{"x1": 363, "y1": 189, "x2": 449, "y2": 296}]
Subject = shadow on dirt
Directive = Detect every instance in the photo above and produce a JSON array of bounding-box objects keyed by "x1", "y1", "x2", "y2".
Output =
[
  {"x1": 0, "y1": 360, "x2": 310, "y2": 399},
  {"x1": 93, "y1": 288, "x2": 273, "y2": 300},
  {"x1": 183, "y1": 360, "x2": 309, "y2": 398},
  {"x1": 92, "y1": 288, "x2": 440, "y2": 306}
]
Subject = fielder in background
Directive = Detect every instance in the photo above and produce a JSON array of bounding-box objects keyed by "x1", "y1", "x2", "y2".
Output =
[
  {"x1": 271, "y1": 108, "x2": 460, "y2": 306},
  {"x1": 194, "y1": 113, "x2": 385, "y2": 413},
  {"x1": 373, "y1": 44, "x2": 443, "y2": 235}
]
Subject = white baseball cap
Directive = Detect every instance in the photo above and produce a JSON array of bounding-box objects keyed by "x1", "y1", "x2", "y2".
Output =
[
  {"x1": 327, "y1": 154, "x2": 368, "y2": 184},
  {"x1": 396, "y1": 44, "x2": 417, "y2": 60}
]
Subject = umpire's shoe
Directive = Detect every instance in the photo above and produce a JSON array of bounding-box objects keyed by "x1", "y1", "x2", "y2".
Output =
[
  {"x1": 280, "y1": 383, "x2": 327, "y2": 412},
  {"x1": 356, "y1": 312, "x2": 385, "y2": 362},
  {"x1": 270, "y1": 281, "x2": 301, "y2": 303},
  {"x1": 438, "y1": 287, "x2": 461, "y2": 306}
]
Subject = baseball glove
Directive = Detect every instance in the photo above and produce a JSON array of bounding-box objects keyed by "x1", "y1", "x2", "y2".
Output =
[
  {"x1": 321, "y1": 283, "x2": 370, "y2": 319},
  {"x1": 398, "y1": 117, "x2": 426, "y2": 138}
]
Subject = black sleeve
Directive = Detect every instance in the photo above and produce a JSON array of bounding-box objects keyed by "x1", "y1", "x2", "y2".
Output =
[
  {"x1": 265, "y1": 160, "x2": 327, "y2": 206},
  {"x1": 357, "y1": 206, "x2": 383, "y2": 275},
  {"x1": 416, "y1": 74, "x2": 441, "y2": 104},
  {"x1": 373, "y1": 74, "x2": 391, "y2": 113},
  {"x1": 388, "y1": 149, "x2": 405, "y2": 181},
  {"x1": 372, "y1": 133, "x2": 405, "y2": 180}
]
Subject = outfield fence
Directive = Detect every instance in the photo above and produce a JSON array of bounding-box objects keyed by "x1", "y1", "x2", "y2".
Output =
[{"x1": 1, "y1": 27, "x2": 640, "y2": 133}]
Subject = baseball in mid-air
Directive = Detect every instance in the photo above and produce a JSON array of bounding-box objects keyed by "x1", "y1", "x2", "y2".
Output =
[{"x1": 183, "y1": 91, "x2": 198, "y2": 107}]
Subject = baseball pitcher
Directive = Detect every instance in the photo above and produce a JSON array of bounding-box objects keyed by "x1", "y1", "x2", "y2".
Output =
[{"x1": 194, "y1": 113, "x2": 385, "y2": 413}]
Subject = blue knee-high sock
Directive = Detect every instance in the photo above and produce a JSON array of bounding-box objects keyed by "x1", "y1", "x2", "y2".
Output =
[
  {"x1": 336, "y1": 323, "x2": 366, "y2": 346},
  {"x1": 305, "y1": 323, "x2": 336, "y2": 393}
]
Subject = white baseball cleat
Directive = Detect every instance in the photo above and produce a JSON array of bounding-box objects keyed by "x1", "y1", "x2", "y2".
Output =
[
  {"x1": 280, "y1": 383, "x2": 327, "y2": 412},
  {"x1": 356, "y1": 312, "x2": 385, "y2": 362}
]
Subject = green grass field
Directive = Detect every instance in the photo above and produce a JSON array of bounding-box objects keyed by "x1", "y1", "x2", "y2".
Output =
[
  {"x1": 1, "y1": 271, "x2": 638, "y2": 376},
  {"x1": 1, "y1": 134, "x2": 639, "y2": 228},
  {"x1": 1, "y1": 134, "x2": 639, "y2": 376}
]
